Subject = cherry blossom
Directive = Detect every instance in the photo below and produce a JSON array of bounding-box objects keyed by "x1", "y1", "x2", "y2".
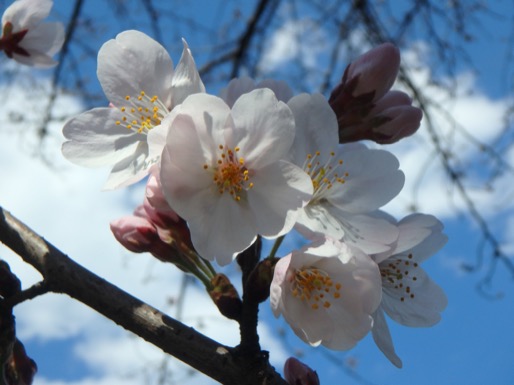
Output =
[
  {"x1": 270, "y1": 237, "x2": 382, "y2": 350},
  {"x1": 371, "y1": 213, "x2": 448, "y2": 368},
  {"x1": 62, "y1": 30, "x2": 204, "y2": 189},
  {"x1": 288, "y1": 93, "x2": 404, "y2": 254},
  {"x1": 159, "y1": 89, "x2": 313, "y2": 264},
  {"x1": 0, "y1": 0, "x2": 64, "y2": 67}
]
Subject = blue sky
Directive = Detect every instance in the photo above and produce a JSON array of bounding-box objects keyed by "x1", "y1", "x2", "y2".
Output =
[{"x1": 1, "y1": 1, "x2": 514, "y2": 385}]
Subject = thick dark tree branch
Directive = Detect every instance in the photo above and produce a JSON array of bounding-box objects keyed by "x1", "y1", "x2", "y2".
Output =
[{"x1": 0, "y1": 207, "x2": 288, "y2": 385}]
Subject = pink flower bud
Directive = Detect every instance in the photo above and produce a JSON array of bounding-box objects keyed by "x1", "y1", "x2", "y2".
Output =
[
  {"x1": 343, "y1": 43, "x2": 400, "y2": 101},
  {"x1": 335, "y1": 90, "x2": 422, "y2": 144},
  {"x1": 145, "y1": 166, "x2": 176, "y2": 214},
  {"x1": 371, "y1": 90, "x2": 412, "y2": 111},
  {"x1": 110, "y1": 215, "x2": 159, "y2": 253},
  {"x1": 284, "y1": 357, "x2": 320, "y2": 385},
  {"x1": 329, "y1": 44, "x2": 404, "y2": 144},
  {"x1": 370, "y1": 104, "x2": 422, "y2": 144},
  {"x1": 143, "y1": 196, "x2": 180, "y2": 235}
]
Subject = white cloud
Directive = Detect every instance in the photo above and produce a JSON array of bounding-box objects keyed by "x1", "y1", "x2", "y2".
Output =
[
  {"x1": 258, "y1": 19, "x2": 327, "y2": 74},
  {"x1": 381, "y1": 44, "x2": 513, "y2": 221}
]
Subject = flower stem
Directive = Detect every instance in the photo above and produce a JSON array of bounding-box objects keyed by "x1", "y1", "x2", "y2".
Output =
[
  {"x1": 237, "y1": 237, "x2": 262, "y2": 354},
  {"x1": 268, "y1": 235, "x2": 285, "y2": 259}
]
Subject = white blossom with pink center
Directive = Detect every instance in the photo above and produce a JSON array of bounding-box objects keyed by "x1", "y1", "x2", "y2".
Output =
[
  {"x1": 270, "y1": 237, "x2": 382, "y2": 350},
  {"x1": 159, "y1": 89, "x2": 313, "y2": 265}
]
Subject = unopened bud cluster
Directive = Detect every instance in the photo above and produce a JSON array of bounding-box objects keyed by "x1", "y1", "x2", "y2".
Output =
[{"x1": 329, "y1": 43, "x2": 422, "y2": 144}]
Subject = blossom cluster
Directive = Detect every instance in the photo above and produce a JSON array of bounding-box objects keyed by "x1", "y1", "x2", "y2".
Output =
[{"x1": 58, "y1": 29, "x2": 447, "y2": 369}]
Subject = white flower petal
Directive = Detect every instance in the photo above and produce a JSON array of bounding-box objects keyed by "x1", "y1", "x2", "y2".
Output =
[
  {"x1": 270, "y1": 254, "x2": 290, "y2": 317},
  {"x1": 334, "y1": 212, "x2": 400, "y2": 254},
  {"x1": 371, "y1": 309, "x2": 403, "y2": 368},
  {"x1": 248, "y1": 160, "x2": 312, "y2": 238},
  {"x1": 220, "y1": 77, "x2": 293, "y2": 107},
  {"x1": 62, "y1": 108, "x2": 145, "y2": 168},
  {"x1": 393, "y1": 214, "x2": 442, "y2": 254},
  {"x1": 186, "y1": 192, "x2": 258, "y2": 265},
  {"x1": 408, "y1": 230, "x2": 448, "y2": 264},
  {"x1": 295, "y1": 204, "x2": 347, "y2": 240},
  {"x1": 102, "y1": 141, "x2": 150, "y2": 190},
  {"x1": 284, "y1": 290, "x2": 332, "y2": 346},
  {"x1": 2, "y1": 0, "x2": 51, "y2": 30},
  {"x1": 324, "y1": 305, "x2": 373, "y2": 350},
  {"x1": 97, "y1": 30, "x2": 174, "y2": 108},
  {"x1": 287, "y1": 93, "x2": 339, "y2": 165},
  {"x1": 257, "y1": 79, "x2": 293, "y2": 102},
  {"x1": 219, "y1": 77, "x2": 257, "y2": 107},
  {"x1": 21, "y1": 22, "x2": 64, "y2": 55},
  {"x1": 382, "y1": 267, "x2": 447, "y2": 327},
  {"x1": 160, "y1": 114, "x2": 217, "y2": 198},
  {"x1": 171, "y1": 39, "x2": 205, "y2": 105},
  {"x1": 231, "y1": 89, "x2": 295, "y2": 168},
  {"x1": 11, "y1": 50, "x2": 57, "y2": 67},
  {"x1": 166, "y1": 97, "x2": 229, "y2": 172},
  {"x1": 296, "y1": 207, "x2": 399, "y2": 255},
  {"x1": 329, "y1": 146, "x2": 405, "y2": 212}
]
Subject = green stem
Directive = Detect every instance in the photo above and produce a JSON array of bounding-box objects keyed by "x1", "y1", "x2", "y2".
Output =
[
  {"x1": 268, "y1": 235, "x2": 285, "y2": 259},
  {"x1": 187, "y1": 264, "x2": 213, "y2": 290},
  {"x1": 195, "y1": 256, "x2": 217, "y2": 279},
  {"x1": 203, "y1": 259, "x2": 217, "y2": 277},
  {"x1": 175, "y1": 254, "x2": 213, "y2": 290}
]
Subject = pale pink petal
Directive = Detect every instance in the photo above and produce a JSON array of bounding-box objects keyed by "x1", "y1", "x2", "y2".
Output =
[
  {"x1": 270, "y1": 239, "x2": 381, "y2": 350},
  {"x1": 186, "y1": 191, "x2": 258, "y2": 265},
  {"x1": 160, "y1": 114, "x2": 217, "y2": 200}
]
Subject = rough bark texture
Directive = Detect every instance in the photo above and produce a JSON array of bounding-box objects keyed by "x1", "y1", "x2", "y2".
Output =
[{"x1": 0, "y1": 206, "x2": 288, "y2": 385}]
